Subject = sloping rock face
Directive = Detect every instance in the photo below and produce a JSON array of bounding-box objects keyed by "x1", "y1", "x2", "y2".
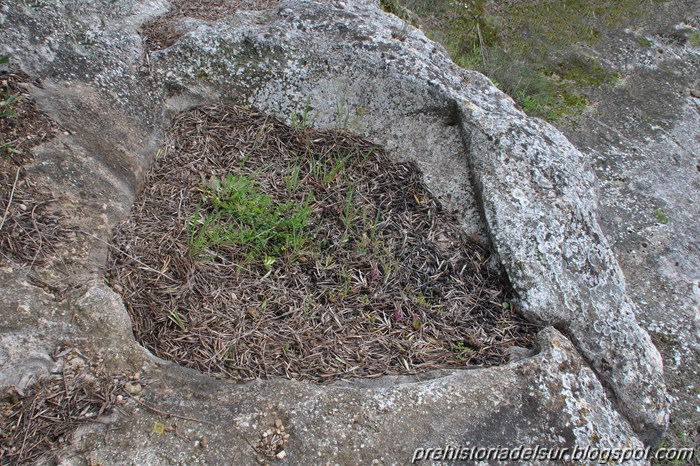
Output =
[
  {"x1": 551, "y1": 9, "x2": 700, "y2": 450},
  {"x1": 0, "y1": 0, "x2": 670, "y2": 462}
]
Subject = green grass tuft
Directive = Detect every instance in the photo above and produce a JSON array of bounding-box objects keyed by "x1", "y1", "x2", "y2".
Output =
[
  {"x1": 188, "y1": 173, "x2": 312, "y2": 264},
  {"x1": 653, "y1": 208, "x2": 670, "y2": 225}
]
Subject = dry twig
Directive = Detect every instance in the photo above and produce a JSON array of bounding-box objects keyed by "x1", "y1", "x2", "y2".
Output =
[
  {"x1": 0, "y1": 165, "x2": 19, "y2": 231},
  {"x1": 124, "y1": 393, "x2": 214, "y2": 426}
]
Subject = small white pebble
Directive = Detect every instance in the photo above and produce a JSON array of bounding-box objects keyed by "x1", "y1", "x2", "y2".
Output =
[{"x1": 276, "y1": 450, "x2": 286, "y2": 460}]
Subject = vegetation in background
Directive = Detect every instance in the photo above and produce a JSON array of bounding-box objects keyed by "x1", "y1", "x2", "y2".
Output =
[
  {"x1": 384, "y1": 0, "x2": 633, "y2": 121},
  {"x1": 379, "y1": 0, "x2": 418, "y2": 26}
]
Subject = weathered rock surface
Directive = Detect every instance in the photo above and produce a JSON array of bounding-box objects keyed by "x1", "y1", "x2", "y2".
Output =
[
  {"x1": 0, "y1": 0, "x2": 673, "y2": 461},
  {"x1": 59, "y1": 327, "x2": 647, "y2": 465},
  {"x1": 550, "y1": 7, "x2": 700, "y2": 450}
]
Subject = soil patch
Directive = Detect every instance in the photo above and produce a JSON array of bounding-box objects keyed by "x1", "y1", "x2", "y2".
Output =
[{"x1": 107, "y1": 104, "x2": 537, "y2": 382}]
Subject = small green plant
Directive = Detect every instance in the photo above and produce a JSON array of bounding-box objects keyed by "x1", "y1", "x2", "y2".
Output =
[
  {"x1": 413, "y1": 294, "x2": 429, "y2": 307},
  {"x1": 262, "y1": 255, "x2": 275, "y2": 279},
  {"x1": 689, "y1": 32, "x2": 700, "y2": 48},
  {"x1": 285, "y1": 163, "x2": 302, "y2": 194},
  {"x1": 653, "y1": 208, "x2": 670, "y2": 224},
  {"x1": 324, "y1": 153, "x2": 352, "y2": 184},
  {"x1": 1, "y1": 93, "x2": 19, "y2": 119},
  {"x1": 1, "y1": 128, "x2": 18, "y2": 157},
  {"x1": 381, "y1": 256, "x2": 398, "y2": 285},
  {"x1": 338, "y1": 267, "x2": 353, "y2": 296},
  {"x1": 453, "y1": 341, "x2": 475, "y2": 362},
  {"x1": 307, "y1": 150, "x2": 352, "y2": 185},
  {"x1": 512, "y1": 77, "x2": 587, "y2": 121},
  {"x1": 340, "y1": 187, "x2": 357, "y2": 230},
  {"x1": 188, "y1": 173, "x2": 312, "y2": 264},
  {"x1": 412, "y1": 318, "x2": 422, "y2": 330},
  {"x1": 1, "y1": 139, "x2": 16, "y2": 157},
  {"x1": 301, "y1": 296, "x2": 313, "y2": 316},
  {"x1": 291, "y1": 96, "x2": 317, "y2": 132},
  {"x1": 168, "y1": 309, "x2": 187, "y2": 330},
  {"x1": 358, "y1": 149, "x2": 374, "y2": 165},
  {"x1": 320, "y1": 253, "x2": 335, "y2": 269},
  {"x1": 637, "y1": 36, "x2": 654, "y2": 48},
  {"x1": 361, "y1": 208, "x2": 381, "y2": 242},
  {"x1": 553, "y1": 55, "x2": 619, "y2": 87},
  {"x1": 335, "y1": 96, "x2": 351, "y2": 130},
  {"x1": 239, "y1": 122, "x2": 270, "y2": 169}
]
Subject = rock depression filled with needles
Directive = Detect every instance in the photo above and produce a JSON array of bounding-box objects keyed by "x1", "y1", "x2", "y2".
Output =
[
  {"x1": 107, "y1": 104, "x2": 537, "y2": 382},
  {"x1": 140, "y1": 0, "x2": 279, "y2": 52}
]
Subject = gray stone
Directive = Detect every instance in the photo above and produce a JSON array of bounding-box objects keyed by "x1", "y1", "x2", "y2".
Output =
[
  {"x1": 0, "y1": 266, "x2": 64, "y2": 398},
  {"x1": 557, "y1": 11, "x2": 700, "y2": 452}
]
